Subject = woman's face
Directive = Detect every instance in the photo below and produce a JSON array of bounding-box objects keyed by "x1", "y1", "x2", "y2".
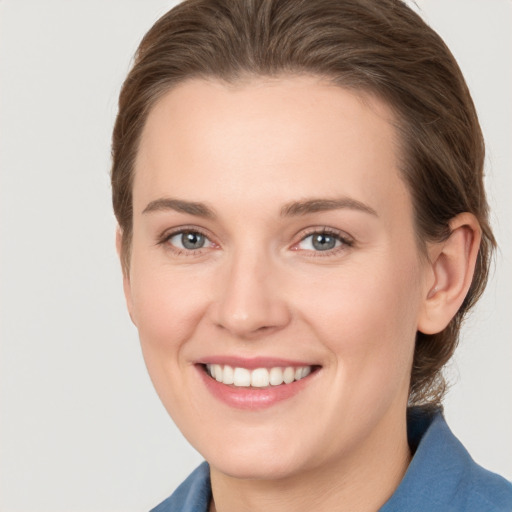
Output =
[{"x1": 124, "y1": 76, "x2": 431, "y2": 479}]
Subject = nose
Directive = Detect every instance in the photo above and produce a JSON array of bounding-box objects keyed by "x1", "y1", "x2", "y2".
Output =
[{"x1": 211, "y1": 249, "x2": 292, "y2": 339}]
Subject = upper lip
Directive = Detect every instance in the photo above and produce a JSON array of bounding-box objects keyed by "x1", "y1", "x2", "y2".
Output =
[{"x1": 196, "y1": 356, "x2": 319, "y2": 369}]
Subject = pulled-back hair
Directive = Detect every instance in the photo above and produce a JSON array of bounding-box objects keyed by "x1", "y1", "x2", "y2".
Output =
[{"x1": 111, "y1": 0, "x2": 495, "y2": 406}]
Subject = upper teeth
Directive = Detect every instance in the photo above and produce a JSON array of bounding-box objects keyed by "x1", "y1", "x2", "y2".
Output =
[{"x1": 206, "y1": 364, "x2": 312, "y2": 387}]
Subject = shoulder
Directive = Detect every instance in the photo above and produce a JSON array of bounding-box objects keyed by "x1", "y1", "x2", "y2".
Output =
[
  {"x1": 150, "y1": 462, "x2": 211, "y2": 512},
  {"x1": 464, "y1": 461, "x2": 512, "y2": 511},
  {"x1": 381, "y1": 408, "x2": 512, "y2": 512}
]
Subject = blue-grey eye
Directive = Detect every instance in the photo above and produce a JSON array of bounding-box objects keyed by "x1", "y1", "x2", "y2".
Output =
[
  {"x1": 168, "y1": 231, "x2": 211, "y2": 250},
  {"x1": 298, "y1": 232, "x2": 342, "y2": 251},
  {"x1": 182, "y1": 232, "x2": 205, "y2": 249}
]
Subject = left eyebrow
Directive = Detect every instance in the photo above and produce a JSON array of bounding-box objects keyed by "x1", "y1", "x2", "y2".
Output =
[{"x1": 280, "y1": 197, "x2": 378, "y2": 217}]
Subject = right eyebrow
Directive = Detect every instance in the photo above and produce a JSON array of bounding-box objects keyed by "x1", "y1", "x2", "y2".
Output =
[{"x1": 142, "y1": 198, "x2": 216, "y2": 219}]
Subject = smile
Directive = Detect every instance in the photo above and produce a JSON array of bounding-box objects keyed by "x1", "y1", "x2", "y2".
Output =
[
  {"x1": 198, "y1": 360, "x2": 320, "y2": 410},
  {"x1": 205, "y1": 364, "x2": 312, "y2": 387}
]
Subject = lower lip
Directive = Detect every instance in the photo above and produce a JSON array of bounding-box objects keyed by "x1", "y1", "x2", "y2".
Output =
[{"x1": 197, "y1": 366, "x2": 316, "y2": 410}]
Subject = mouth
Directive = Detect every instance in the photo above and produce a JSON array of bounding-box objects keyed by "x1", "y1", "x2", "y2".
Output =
[
  {"x1": 196, "y1": 360, "x2": 321, "y2": 410},
  {"x1": 203, "y1": 363, "x2": 315, "y2": 388}
]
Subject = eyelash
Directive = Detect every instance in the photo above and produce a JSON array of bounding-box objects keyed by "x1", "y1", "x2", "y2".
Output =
[
  {"x1": 158, "y1": 226, "x2": 354, "y2": 257},
  {"x1": 158, "y1": 226, "x2": 215, "y2": 257},
  {"x1": 293, "y1": 227, "x2": 354, "y2": 257}
]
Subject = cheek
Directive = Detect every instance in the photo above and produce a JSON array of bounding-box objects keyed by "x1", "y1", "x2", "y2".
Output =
[
  {"x1": 128, "y1": 255, "x2": 211, "y2": 362},
  {"x1": 296, "y1": 257, "x2": 421, "y2": 398},
  {"x1": 128, "y1": 263, "x2": 213, "y2": 422}
]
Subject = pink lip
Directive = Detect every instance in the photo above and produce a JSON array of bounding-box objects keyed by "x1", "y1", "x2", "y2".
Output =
[{"x1": 195, "y1": 361, "x2": 319, "y2": 411}]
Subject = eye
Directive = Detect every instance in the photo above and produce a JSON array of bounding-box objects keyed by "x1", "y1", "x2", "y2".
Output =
[
  {"x1": 165, "y1": 230, "x2": 214, "y2": 251},
  {"x1": 295, "y1": 229, "x2": 352, "y2": 253}
]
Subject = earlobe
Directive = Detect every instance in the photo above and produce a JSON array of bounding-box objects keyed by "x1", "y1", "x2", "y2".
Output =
[
  {"x1": 116, "y1": 227, "x2": 136, "y2": 325},
  {"x1": 418, "y1": 213, "x2": 481, "y2": 335}
]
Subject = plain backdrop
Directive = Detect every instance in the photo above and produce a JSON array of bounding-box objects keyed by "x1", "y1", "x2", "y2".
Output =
[{"x1": 0, "y1": 1, "x2": 510, "y2": 511}]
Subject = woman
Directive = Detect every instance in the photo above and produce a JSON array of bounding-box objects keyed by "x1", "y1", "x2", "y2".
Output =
[{"x1": 110, "y1": 0, "x2": 512, "y2": 510}]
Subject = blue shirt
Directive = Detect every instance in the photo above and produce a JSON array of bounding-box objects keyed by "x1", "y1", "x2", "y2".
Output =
[{"x1": 151, "y1": 408, "x2": 512, "y2": 511}]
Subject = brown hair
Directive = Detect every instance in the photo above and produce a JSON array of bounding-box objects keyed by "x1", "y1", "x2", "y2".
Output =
[{"x1": 111, "y1": 0, "x2": 495, "y2": 406}]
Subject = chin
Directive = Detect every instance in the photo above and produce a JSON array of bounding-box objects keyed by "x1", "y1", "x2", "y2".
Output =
[
  {"x1": 198, "y1": 430, "x2": 316, "y2": 481},
  {"x1": 209, "y1": 453, "x2": 304, "y2": 481}
]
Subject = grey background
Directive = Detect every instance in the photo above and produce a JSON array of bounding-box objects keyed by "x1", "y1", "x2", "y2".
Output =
[{"x1": 0, "y1": 1, "x2": 510, "y2": 511}]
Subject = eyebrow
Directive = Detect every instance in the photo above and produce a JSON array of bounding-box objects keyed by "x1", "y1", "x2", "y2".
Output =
[
  {"x1": 142, "y1": 198, "x2": 216, "y2": 218},
  {"x1": 142, "y1": 196, "x2": 378, "y2": 219},
  {"x1": 280, "y1": 197, "x2": 378, "y2": 217}
]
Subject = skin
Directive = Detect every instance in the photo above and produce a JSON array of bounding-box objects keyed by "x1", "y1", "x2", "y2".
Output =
[{"x1": 119, "y1": 76, "x2": 481, "y2": 512}]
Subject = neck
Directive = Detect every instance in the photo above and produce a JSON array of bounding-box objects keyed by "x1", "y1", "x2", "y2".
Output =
[{"x1": 209, "y1": 409, "x2": 411, "y2": 512}]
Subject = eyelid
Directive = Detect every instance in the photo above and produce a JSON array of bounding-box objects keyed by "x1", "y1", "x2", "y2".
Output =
[
  {"x1": 291, "y1": 226, "x2": 354, "y2": 255},
  {"x1": 156, "y1": 225, "x2": 353, "y2": 257},
  {"x1": 157, "y1": 225, "x2": 217, "y2": 255}
]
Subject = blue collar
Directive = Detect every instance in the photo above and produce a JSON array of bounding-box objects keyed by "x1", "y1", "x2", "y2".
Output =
[{"x1": 151, "y1": 408, "x2": 512, "y2": 511}]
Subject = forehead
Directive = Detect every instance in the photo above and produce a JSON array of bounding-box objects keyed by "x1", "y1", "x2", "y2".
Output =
[{"x1": 134, "y1": 76, "x2": 411, "y2": 222}]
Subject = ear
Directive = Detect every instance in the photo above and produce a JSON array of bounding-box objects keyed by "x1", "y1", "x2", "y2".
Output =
[
  {"x1": 417, "y1": 213, "x2": 482, "y2": 335},
  {"x1": 116, "y1": 227, "x2": 136, "y2": 325}
]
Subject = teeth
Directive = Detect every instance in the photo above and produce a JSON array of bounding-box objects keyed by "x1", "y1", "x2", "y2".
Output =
[
  {"x1": 283, "y1": 367, "x2": 295, "y2": 384},
  {"x1": 251, "y1": 368, "x2": 269, "y2": 387},
  {"x1": 223, "y1": 364, "x2": 234, "y2": 385},
  {"x1": 205, "y1": 364, "x2": 313, "y2": 388},
  {"x1": 213, "y1": 364, "x2": 223, "y2": 382},
  {"x1": 269, "y1": 367, "x2": 284, "y2": 386},
  {"x1": 233, "y1": 367, "x2": 251, "y2": 387}
]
